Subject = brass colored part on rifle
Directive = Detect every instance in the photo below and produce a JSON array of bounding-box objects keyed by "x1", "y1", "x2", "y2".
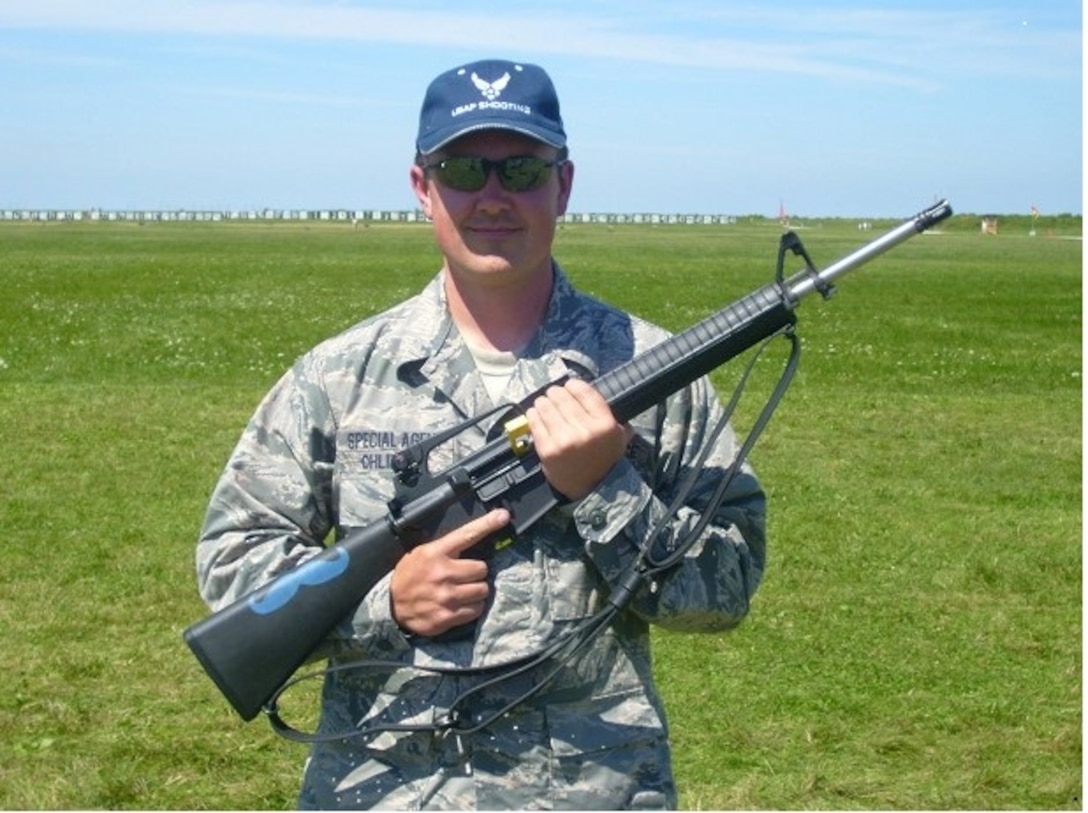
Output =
[{"x1": 505, "y1": 415, "x2": 532, "y2": 455}]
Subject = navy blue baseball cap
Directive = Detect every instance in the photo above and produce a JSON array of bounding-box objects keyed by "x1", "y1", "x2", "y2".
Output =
[{"x1": 416, "y1": 59, "x2": 567, "y2": 155}]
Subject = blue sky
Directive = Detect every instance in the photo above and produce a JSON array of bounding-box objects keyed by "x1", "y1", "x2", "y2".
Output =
[{"x1": 0, "y1": 0, "x2": 1081, "y2": 216}]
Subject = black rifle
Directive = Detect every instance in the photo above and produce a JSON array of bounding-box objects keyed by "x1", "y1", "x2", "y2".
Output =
[{"x1": 183, "y1": 200, "x2": 952, "y2": 722}]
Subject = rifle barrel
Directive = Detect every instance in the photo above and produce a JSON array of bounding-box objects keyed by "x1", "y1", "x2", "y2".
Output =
[{"x1": 785, "y1": 200, "x2": 952, "y2": 303}]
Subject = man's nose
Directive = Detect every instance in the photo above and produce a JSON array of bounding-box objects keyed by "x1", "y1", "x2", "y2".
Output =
[{"x1": 474, "y1": 168, "x2": 512, "y2": 211}]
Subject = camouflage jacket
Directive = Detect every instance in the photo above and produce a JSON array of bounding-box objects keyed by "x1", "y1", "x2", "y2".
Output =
[{"x1": 197, "y1": 265, "x2": 767, "y2": 810}]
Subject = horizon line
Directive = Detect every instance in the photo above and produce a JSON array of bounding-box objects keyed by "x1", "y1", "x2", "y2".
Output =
[{"x1": 1, "y1": 207, "x2": 1079, "y2": 222}]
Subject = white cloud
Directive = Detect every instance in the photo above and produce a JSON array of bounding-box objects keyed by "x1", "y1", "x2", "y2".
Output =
[
  {"x1": 0, "y1": 43, "x2": 124, "y2": 68},
  {"x1": 0, "y1": 0, "x2": 1078, "y2": 88}
]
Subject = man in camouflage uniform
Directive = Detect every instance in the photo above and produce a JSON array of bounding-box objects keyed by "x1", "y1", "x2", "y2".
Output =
[{"x1": 196, "y1": 58, "x2": 766, "y2": 809}]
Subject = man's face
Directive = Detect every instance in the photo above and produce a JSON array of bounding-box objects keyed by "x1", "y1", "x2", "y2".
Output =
[{"x1": 410, "y1": 130, "x2": 574, "y2": 288}]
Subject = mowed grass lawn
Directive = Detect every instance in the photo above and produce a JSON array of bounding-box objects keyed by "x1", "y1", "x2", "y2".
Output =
[{"x1": 0, "y1": 216, "x2": 1080, "y2": 809}]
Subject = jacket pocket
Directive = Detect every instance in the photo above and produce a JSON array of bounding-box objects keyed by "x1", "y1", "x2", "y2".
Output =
[
  {"x1": 545, "y1": 686, "x2": 665, "y2": 758},
  {"x1": 544, "y1": 687, "x2": 674, "y2": 809}
]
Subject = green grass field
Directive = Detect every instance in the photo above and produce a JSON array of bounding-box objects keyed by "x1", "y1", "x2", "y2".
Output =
[{"x1": 0, "y1": 214, "x2": 1080, "y2": 809}]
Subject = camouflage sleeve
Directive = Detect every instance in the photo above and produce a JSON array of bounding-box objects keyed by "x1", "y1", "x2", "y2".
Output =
[
  {"x1": 572, "y1": 374, "x2": 767, "y2": 632},
  {"x1": 195, "y1": 358, "x2": 337, "y2": 612},
  {"x1": 195, "y1": 351, "x2": 417, "y2": 656}
]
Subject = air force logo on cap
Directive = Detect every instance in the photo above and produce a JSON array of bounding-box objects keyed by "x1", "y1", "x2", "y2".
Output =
[{"x1": 416, "y1": 58, "x2": 567, "y2": 155}]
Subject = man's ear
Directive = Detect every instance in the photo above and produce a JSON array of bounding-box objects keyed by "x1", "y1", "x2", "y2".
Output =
[
  {"x1": 556, "y1": 160, "x2": 575, "y2": 217},
  {"x1": 410, "y1": 164, "x2": 433, "y2": 219}
]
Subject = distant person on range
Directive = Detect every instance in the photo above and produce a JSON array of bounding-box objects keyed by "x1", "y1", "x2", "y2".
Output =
[{"x1": 196, "y1": 57, "x2": 767, "y2": 809}]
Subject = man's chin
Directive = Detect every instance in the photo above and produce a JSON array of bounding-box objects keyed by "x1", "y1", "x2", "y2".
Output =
[{"x1": 459, "y1": 249, "x2": 519, "y2": 275}]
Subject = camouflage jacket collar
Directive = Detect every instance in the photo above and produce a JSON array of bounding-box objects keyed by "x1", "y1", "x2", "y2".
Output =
[{"x1": 398, "y1": 263, "x2": 606, "y2": 390}]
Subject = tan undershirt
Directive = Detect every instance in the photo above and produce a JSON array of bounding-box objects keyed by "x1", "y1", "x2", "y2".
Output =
[{"x1": 465, "y1": 339, "x2": 524, "y2": 402}]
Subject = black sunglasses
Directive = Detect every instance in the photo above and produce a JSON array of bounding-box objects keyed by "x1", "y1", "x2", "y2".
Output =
[{"x1": 423, "y1": 155, "x2": 564, "y2": 193}]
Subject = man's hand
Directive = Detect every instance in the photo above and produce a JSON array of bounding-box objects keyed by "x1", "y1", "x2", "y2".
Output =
[
  {"x1": 390, "y1": 508, "x2": 510, "y2": 637},
  {"x1": 526, "y1": 378, "x2": 630, "y2": 501}
]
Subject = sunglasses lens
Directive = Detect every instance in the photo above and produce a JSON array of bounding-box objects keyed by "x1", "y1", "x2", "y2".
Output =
[
  {"x1": 429, "y1": 157, "x2": 556, "y2": 192},
  {"x1": 498, "y1": 157, "x2": 552, "y2": 191},
  {"x1": 434, "y1": 157, "x2": 488, "y2": 191}
]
